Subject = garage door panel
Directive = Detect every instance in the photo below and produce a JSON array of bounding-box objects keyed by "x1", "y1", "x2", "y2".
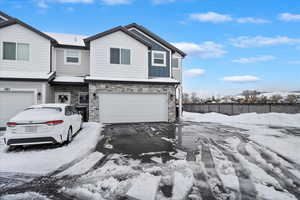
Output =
[
  {"x1": 0, "y1": 91, "x2": 35, "y2": 127},
  {"x1": 98, "y1": 93, "x2": 168, "y2": 123}
]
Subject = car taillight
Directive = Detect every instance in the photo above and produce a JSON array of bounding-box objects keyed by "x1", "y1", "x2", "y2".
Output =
[
  {"x1": 7, "y1": 122, "x2": 17, "y2": 127},
  {"x1": 45, "y1": 120, "x2": 64, "y2": 126}
]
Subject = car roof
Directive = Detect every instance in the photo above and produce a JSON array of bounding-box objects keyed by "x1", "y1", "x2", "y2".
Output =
[{"x1": 27, "y1": 104, "x2": 70, "y2": 109}]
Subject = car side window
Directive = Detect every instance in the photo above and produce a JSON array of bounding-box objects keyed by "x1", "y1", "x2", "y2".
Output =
[
  {"x1": 65, "y1": 106, "x2": 73, "y2": 116},
  {"x1": 72, "y1": 106, "x2": 78, "y2": 114}
]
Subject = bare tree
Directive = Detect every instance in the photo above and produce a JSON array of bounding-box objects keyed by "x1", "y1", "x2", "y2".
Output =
[
  {"x1": 286, "y1": 95, "x2": 297, "y2": 104},
  {"x1": 190, "y1": 92, "x2": 200, "y2": 103},
  {"x1": 270, "y1": 95, "x2": 283, "y2": 103},
  {"x1": 242, "y1": 90, "x2": 259, "y2": 103},
  {"x1": 182, "y1": 93, "x2": 190, "y2": 104}
]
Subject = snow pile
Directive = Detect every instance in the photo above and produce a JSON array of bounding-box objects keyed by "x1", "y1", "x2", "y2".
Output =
[
  {"x1": 126, "y1": 173, "x2": 161, "y2": 200},
  {"x1": 0, "y1": 123, "x2": 103, "y2": 175},
  {"x1": 1, "y1": 192, "x2": 50, "y2": 200},
  {"x1": 184, "y1": 112, "x2": 300, "y2": 128}
]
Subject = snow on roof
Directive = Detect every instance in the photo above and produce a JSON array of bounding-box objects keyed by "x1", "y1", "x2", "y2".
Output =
[
  {"x1": 85, "y1": 76, "x2": 180, "y2": 83},
  {"x1": 0, "y1": 71, "x2": 54, "y2": 80},
  {"x1": 53, "y1": 76, "x2": 85, "y2": 83},
  {"x1": 45, "y1": 32, "x2": 87, "y2": 47}
]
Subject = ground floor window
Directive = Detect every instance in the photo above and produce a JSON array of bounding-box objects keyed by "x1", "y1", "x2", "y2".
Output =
[
  {"x1": 55, "y1": 92, "x2": 71, "y2": 104},
  {"x1": 78, "y1": 92, "x2": 89, "y2": 105}
]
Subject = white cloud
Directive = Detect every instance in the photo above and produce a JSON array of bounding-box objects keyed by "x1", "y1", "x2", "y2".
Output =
[
  {"x1": 184, "y1": 69, "x2": 205, "y2": 77},
  {"x1": 236, "y1": 17, "x2": 270, "y2": 24},
  {"x1": 279, "y1": 13, "x2": 300, "y2": 22},
  {"x1": 172, "y1": 41, "x2": 227, "y2": 58},
  {"x1": 232, "y1": 55, "x2": 276, "y2": 64},
  {"x1": 229, "y1": 36, "x2": 300, "y2": 48},
  {"x1": 101, "y1": 0, "x2": 131, "y2": 5},
  {"x1": 288, "y1": 60, "x2": 300, "y2": 64},
  {"x1": 189, "y1": 12, "x2": 232, "y2": 23},
  {"x1": 222, "y1": 75, "x2": 260, "y2": 83},
  {"x1": 54, "y1": 0, "x2": 94, "y2": 2},
  {"x1": 37, "y1": 0, "x2": 48, "y2": 8},
  {"x1": 152, "y1": 0, "x2": 175, "y2": 4}
]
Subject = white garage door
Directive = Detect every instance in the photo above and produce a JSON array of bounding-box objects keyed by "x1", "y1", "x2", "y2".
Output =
[
  {"x1": 0, "y1": 91, "x2": 35, "y2": 127},
  {"x1": 98, "y1": 93, "x2": 168, "y2": 123}
]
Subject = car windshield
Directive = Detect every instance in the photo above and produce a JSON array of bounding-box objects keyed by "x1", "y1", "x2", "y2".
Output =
[{"x1": 25, "y1": 107, "x2": 62, "y2": 112}]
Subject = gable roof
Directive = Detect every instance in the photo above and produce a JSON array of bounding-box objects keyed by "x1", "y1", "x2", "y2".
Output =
[
  {"x1": 125, "y1": 23, "x2": 186, "y2": 57},
  {"x1": 0, "y1": 11, "x2": 57, "y2": 43},
  {"x1": 84, "y1": 26, "x2": 152, "y2": 48},
  {"x1": 0, "y1": 11, "x2": 13, "y2": 20}
]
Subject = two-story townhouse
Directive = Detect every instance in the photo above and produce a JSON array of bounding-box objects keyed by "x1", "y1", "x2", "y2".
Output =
[{"x1": 0, "y1": 11, "x2": 185, "y2": 127}]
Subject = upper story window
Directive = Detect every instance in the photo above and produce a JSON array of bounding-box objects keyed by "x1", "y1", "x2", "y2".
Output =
[
  {"x1": 64, "y1": 50, "x2": 81, "y2": 65},
  {"x1": 172, "y1": 58, "x2": 180, "y2": 68},
  {"x1": 152, "y1": 50, "x2": 166, "y2": 67},
  {"x1": 2, "y1": 42, "x2": 30, "y2": 61},
  {"x1": 110, "y1": 48, "x2": 131, "y2": 65}
]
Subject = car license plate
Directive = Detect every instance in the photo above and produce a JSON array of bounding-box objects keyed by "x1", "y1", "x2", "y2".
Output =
[{"x1": 25, "y1": 126, "x2": 37, "y2": 133}]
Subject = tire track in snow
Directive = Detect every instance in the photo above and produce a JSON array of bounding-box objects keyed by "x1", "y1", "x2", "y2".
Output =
[{"x1": 211, "y1": 139, "x2": 257, "y2": 200}]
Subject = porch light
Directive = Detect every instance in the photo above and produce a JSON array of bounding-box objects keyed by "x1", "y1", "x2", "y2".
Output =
[{"x1": 37, "y1": 92, "x2": 42, "y2": 101}]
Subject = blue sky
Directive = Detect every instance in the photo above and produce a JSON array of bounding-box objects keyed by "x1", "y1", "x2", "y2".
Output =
[{"x1": 1, "y1": 0, "x2": 300, "y2": 97}]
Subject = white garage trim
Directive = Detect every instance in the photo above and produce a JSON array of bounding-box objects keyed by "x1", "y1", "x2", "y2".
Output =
[{"x1": 98, "y1": 92, "x2": 169, "y2": 123}]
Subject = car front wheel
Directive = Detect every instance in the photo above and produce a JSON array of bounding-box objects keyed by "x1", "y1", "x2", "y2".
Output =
[{"x1": 66, "y1": 127, "x2": 73, "y2": 144}]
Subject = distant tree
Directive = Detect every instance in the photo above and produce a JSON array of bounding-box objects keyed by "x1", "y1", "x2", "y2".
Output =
[
  {"x1": 183, "y1": 93, "x2": 190, "y2": 104},
  {"x1": 286, "y1": 95, "x2": 297, "y2": 104},
  {"x1": 242, "y1": 90, "x2": 259, "y2": 103},
  {"x1": 270, "y1": 95, "x2": 283, "y2": 103},
  {"x1": 191, "y1": 92, "x2": 200, "y2": 103}
]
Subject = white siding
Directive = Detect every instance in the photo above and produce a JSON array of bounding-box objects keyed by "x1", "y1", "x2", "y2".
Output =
[
  {"x1": 90, "y1": 31, "x2": 148, "y2": 79},
  {"x1": 53, "y1": 48, "x2": 90, "y2": 76},
  {"x1": 172, "y1": 53, "x2": 182, "y2": 82},
  {"x1": 0, "y1": 24, "x2": 51, "y2": 73}
]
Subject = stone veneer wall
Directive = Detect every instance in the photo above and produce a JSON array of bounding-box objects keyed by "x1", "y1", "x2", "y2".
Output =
[
  {"x1": 52, "y1": 85, "x2": 89, "y2": 105},
  {"x1": 89, "y1": 82, "x2": 176, "y2": 123}
]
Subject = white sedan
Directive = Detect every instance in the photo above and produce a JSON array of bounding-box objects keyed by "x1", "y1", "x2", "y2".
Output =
[{"x1": 3, "y1": 104, "x2": 82, "y2": 147}]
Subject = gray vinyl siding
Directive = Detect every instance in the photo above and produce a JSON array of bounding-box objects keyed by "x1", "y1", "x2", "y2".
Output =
[
  {"x1": 129, "y1": 29, "x2": 170, "y2": 77},
  {"x1": 55, "y1": 48, "x2": 90, "y2": 77}
]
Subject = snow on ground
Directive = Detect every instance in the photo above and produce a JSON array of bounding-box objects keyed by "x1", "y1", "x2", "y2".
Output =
[
  {"x1": 0, "y1": 123, "x2": 103, "y2": 175},
  {"x1": 184, "y1": 112, "x2": 300, "y2": 165},
  {"x1": 1, "y1": 192, "x2": 50, "y2": 200},
  {"x1": 57, "y1": 151, "x2": 104, "y2": 177}
]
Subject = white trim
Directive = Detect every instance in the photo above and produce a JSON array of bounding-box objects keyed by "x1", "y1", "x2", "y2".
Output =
[
  {"x1": 42, "y1": 83, "x2": 46, "y2": 104},
  {"x1": 109, "y1": 47, "x2": 132, "y2": 65},
  {"x1": 152, "y1": 50, "x2": 166, "y2": 67},
  {"x1": 64, "y1": 49, "x2": 81, "y2": 65},
  {"x1": 0, "y1": 88, "x2": 38, "y2": 104},
  {"x1": 78, "y1": 92, "x2": 89, "y2": 105},
  {"x1": 128, "y1": 28, "x2": 172, "y2": 52}
]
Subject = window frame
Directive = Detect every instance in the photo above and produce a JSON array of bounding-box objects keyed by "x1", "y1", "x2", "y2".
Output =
[
  {"x1": 109, "y1": 47, "x2": 131, "y2": 65},
  {"x1": 78, "y1": 92, "x2": 89, "y2": 105},
  {"x1": 152, "y1": 50, "x2": 167, "y2": 67},
  {"x1": 2, "y1": 41, "x2": 30, "y2": 61},
  {"x1": 64, "y1": 50, "x2": 81, "y2": 65}
]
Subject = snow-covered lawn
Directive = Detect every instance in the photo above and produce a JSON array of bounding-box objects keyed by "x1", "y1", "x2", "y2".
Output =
[
  {"x1": 184, "y1": 112, "x2": 300, "y2": 165},
  {"x1": 0, "y1": 123, "x2": 103, "y2": 175}
]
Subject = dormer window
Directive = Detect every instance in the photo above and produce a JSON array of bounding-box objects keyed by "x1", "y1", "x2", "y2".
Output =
[
  {"x1": 2, "y1": 42, "x2": 30, "y2": 61},
  {"x1": 152, "y1": 50, "x2": 166, "y2": 67},
  {"x1": 64, "y1": 50, "x2": 81, "y2": 65}
]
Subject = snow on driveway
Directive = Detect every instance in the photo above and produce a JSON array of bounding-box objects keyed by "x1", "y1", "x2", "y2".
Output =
[
  {"x1": 0, "y1": 123, "x2": 103, "y2": 175},
  {"x1": 184, "y1": 112, "x2": 300, "y2": 165}
]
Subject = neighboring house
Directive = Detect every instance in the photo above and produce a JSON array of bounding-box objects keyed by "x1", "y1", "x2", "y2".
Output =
[{"x1": 0, "y1": 11, "x2": 185, "y2": 127}]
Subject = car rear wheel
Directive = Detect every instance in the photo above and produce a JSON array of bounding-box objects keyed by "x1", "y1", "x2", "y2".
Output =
[{"x1": 66, "y1": 127, "x2": 73, "y2": 144}]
